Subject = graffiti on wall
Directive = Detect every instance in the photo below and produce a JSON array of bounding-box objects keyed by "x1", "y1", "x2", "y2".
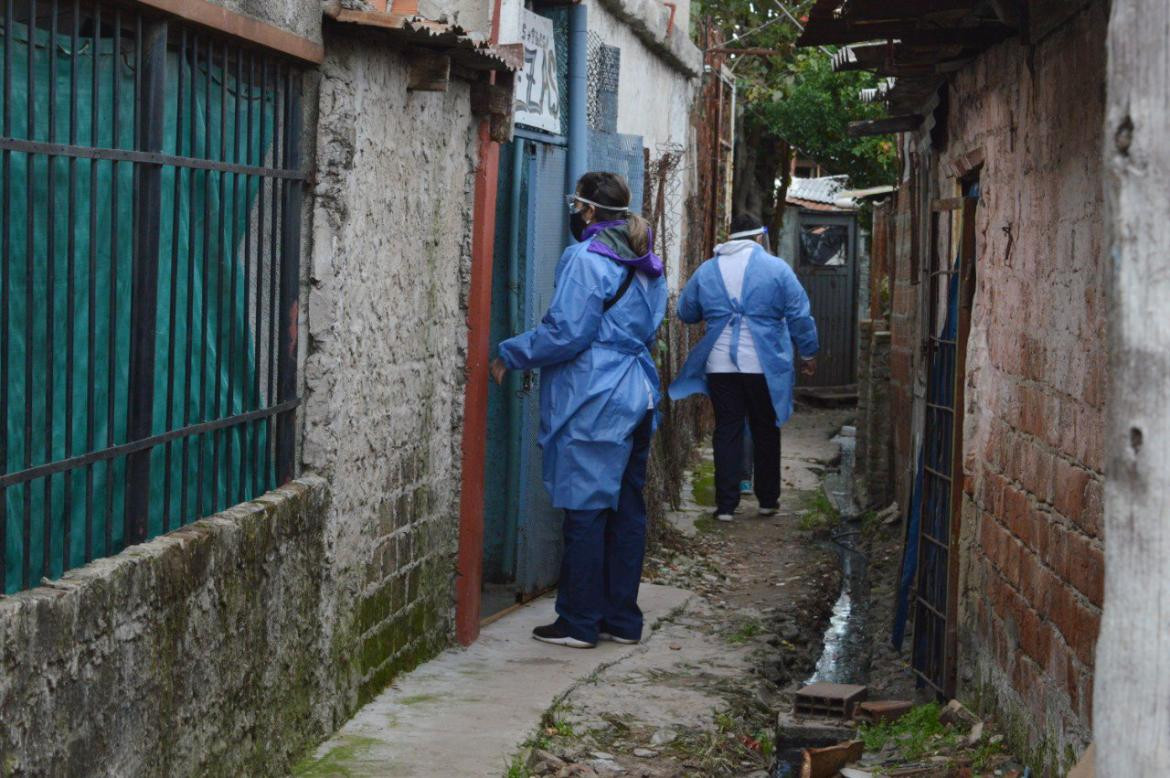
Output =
[{"x1": 513, "y1": 9, "x2": 561, "y2": 134}]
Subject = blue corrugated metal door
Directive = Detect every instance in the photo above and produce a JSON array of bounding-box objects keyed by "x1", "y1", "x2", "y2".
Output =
[
  {"x1": 482, "y1": 142, "x2": 520, "y2": 614},
  {"x1": 485, "y1": 132, "x2": 648, "y2": 601},
  {"x1": 515, "y1": 141, "x2": 569, "y2": 594}
]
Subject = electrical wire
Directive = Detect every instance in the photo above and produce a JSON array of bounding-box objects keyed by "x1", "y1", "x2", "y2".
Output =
[
  {"x1": 716, "y1": 13, "x2": 786, "y2": 50},
  {"x1": 769, "y1": 0, "x2": 835, "y2": 55}
]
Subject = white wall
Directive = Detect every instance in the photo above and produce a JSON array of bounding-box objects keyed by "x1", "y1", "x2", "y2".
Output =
[{"x1": 586, "y1": 0, "x2": 699, "y2": 290}]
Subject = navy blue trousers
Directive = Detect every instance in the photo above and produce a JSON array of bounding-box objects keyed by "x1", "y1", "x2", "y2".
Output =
[
  {"x1": 555, "y1": 411, "x2": 653, "y2": 643},
  {"x1": 708, "y1": 373, "x2": 780, "y2": 514}
]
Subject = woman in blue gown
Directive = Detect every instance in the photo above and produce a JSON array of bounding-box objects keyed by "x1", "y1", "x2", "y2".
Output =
[
  {"x1": 668, "y1": 214, "x2": 819, "y2": 520},
  {"x1": 490, "y1": 172, "x2": 668, "y2": 648}
]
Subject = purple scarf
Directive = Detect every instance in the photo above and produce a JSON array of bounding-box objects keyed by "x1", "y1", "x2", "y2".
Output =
[{"x1": 581, "y1": 220, "x2": 665, "y2": 278}]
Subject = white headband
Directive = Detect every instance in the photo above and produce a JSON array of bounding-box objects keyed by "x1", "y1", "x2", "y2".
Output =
[
  {"x1": 729, "y1": 227, "x2": 767, "y2": 239},
  {"x1": 573, "y1": 194, "x2": 631, "y2": 213}
]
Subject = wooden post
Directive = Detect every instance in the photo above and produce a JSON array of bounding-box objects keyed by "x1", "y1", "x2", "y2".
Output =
[
  {"x1": 455, "y1": 119, "x2": 500, "y2": 646},
  {"x1": 1097, "y1": 0, "x2": 1170, "y2": 771}
]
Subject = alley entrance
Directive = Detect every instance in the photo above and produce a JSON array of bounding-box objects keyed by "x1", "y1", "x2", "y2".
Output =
[{"x1": 299, "y1": 406, "x2": 1034, "y2": 776}]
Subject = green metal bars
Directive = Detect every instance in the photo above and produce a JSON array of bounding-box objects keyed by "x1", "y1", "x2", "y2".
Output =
[{"x1": 0, "y1": 1, "x2": 304, "y2": 593}]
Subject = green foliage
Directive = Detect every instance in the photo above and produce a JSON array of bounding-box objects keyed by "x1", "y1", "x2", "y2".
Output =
[
  {"x1": 972, "y1": 738, "x2": 1005, "y2": 771},
  {"x1": 750, "y1": 53, "x2": 897, "y2": 188},
  {"x1": 798, "y1": 487, "x2": 838, "y2": 531},
  {"x1": 691, "y1": 460, "x2": 716, "y2": 507},
  {"x1": 857, "y1": 702, "x2": 962, "y2": 761},
  {"x1": 549, "y1": 718, "x2": 574, "y2": 738},
  {"x1": 503, "y1": 755, "x2": 529, "y2": 778},
  {"x1": 726, "y1": 617, "x2": 763, "y2": 644},
  {"x1": 755, "y1": 728, "x2": 775, "y2": 760},
  {"x1": 539, "y1": 704, "x2": 576, "y2": 741},
  {"x1": 690, "y1": 0, "x2": 896, "y2": 196}
]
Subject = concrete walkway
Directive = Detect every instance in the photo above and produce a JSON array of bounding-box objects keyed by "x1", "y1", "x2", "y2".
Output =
[{"x1": 294, "y1": 584, "x2": 693, "y2": 777}]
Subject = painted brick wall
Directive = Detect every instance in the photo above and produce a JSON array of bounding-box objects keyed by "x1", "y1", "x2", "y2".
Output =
[
  {"x1": 945, "y1": 4, "x2": 1107, "y2": 770},
  {"x1": 305, "y1": 36, "x2": 478, "y2": 715}
]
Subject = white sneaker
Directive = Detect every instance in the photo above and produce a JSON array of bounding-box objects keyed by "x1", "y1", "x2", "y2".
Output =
[
  {"x1": 598, "y1": 632, "x2": 640, "y2": 644},
  {"x1": 759, "y1": 507, "x2": 779, "y2": 517},
  {"x1": 715, "y1": 512, "x2": 734, "y2": 522}
]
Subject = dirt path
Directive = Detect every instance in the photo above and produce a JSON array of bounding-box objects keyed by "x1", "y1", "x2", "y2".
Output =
[
  {"x1": 496, "y1": 404, "x2": 1038, "y2": 777},
  {"x1": 509, "y1": 407, "x2": 855, "y2": 777}
]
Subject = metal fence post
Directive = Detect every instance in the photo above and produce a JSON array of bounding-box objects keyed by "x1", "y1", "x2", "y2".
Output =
[
  {"x1": 275, "y1": 71, "x2": 302, "y2": 485},
  {"x1": 124, "y1": 20, "x2": 167, "y2": 544}
]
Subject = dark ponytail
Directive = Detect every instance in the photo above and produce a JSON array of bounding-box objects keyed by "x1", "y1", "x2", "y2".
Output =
[{"x1": 576, "y1": 171, "x2": 651, "y2": 256}]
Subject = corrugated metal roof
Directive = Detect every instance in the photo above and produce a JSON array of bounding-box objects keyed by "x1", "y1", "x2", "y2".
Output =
[
  {"x1": 859, "y1": 78, "x2": 895, "y2": 104},
  {"x1": 841, "y1": 184, "x2": 896, "y2": 200},
  {"x1": 786, "y1": 175, "x2": 851, "y2": 205},
  {"x1": 797, "y1": 0, "x2": 1016, "y2": 116},
  {"x1": 323, "y1": 7, "x2": 522, "y2": 72}
]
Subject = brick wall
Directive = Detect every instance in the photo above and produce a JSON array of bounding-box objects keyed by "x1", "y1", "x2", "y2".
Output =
[
  {"x1": 945, "y1": 4, "x2": 1106, "y2": 770},
  {"x1": 888, "y1": 176, "x2": 920, "y2": 512},
  {"x1": 856, "y1": 321, "x2": 893, "y2": 510},
  {"x1": 882, "y1": 4, "x2": 1107, "y2": 770}
]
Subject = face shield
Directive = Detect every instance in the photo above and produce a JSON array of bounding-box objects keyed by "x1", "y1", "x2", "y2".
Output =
[
  {"x1": 565, "y1": 194, "x2": 630, "y2": 215},
  {"x1": 728, "y1": 226, "x2": 768, "y2": 241}
]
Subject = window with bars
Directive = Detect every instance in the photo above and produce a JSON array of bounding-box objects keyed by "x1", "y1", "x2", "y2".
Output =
[{"x1": 0, "y1": 0, "x2": 305, "y2": 593}]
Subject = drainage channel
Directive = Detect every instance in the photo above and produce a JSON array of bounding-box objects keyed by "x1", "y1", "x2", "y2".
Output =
[{"x1": 772, "y1": 523, "x2": 872, "y2": 778}]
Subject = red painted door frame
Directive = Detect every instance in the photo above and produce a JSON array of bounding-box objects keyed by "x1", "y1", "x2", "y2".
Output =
[{"x1": 455, "y1": 119, "x2": 500, "y2": 645}]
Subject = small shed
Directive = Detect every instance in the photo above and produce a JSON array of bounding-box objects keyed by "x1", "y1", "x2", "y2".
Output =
[{"x1": 776, "y1": 176, "x2": 863, "y2": 396}]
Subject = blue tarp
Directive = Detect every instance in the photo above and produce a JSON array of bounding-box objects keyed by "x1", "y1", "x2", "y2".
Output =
[{"x1": 892, "y1": 260, "x2": 960, "y2": 651}]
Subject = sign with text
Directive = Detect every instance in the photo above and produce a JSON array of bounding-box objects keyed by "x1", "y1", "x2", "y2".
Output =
[{"x1": 513, "y1": 9, "x2": 561, "y2": 134}]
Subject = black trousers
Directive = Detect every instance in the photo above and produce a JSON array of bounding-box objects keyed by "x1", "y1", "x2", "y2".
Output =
[{"x1": 707, "y1": 373, "x2": 780, "y2": 514}]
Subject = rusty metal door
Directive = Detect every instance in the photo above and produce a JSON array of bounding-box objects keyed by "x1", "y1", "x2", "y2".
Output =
[
  {"x1": 795, "y1": 212, "x2": 858, "y2": 389},
  {"x1": 912, "y1": 194, "x2": 977, "y2": 697}
]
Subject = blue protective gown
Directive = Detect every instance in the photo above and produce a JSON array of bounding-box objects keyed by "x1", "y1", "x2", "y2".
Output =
[
  {"x1": 498, "y1": 239, "x2": 668, "y2": 511},
  {"x1": 668, "y1": 244, "x2": 819, "y2": 425}
]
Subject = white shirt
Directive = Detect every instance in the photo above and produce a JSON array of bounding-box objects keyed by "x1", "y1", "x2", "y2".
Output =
[{"x1": 705, "y1": 239, "x2": 764, "y2": 374}]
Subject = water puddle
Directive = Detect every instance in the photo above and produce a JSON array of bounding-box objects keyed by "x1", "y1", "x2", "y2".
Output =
[
  {"x1": 805, "y1": 527, "x2": 870, "y2": 685},
  {"x1": 772, "y1": 523, "x2": 871, "y2": 778}
]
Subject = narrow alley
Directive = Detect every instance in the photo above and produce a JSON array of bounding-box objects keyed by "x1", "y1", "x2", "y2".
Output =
[
  {"x1": 2, "y1": 1, "x2": 1165, "y2": 776},
  {"x1": 296, "y1": 406, "x2": 1032, "y2": 777}
]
